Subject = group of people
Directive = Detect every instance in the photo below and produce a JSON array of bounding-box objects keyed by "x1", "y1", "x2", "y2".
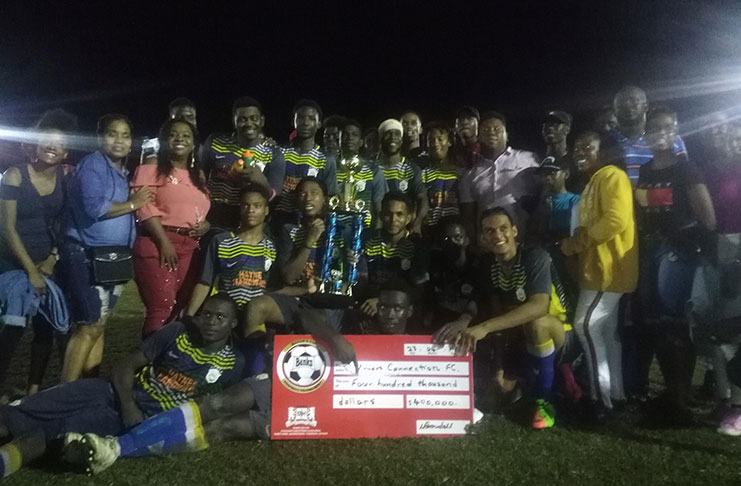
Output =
[{"x1": 1, "y1": 85, "x2": 741, "y2": 478}]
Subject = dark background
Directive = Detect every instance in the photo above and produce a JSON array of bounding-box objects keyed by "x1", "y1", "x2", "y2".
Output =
[{"x1": 2, "y1": 0, "x2": 741, "y2": 160}]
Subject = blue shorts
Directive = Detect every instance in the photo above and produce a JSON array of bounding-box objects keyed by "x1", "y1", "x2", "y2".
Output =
[
  {"x1": 0, "y1": 378, "x2": 123, "y2": 440},
  {"x1": 59, "y1": 241, "x2": 124, "y2": 324}
]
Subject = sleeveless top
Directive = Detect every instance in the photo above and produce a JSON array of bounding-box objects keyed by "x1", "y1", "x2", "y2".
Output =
[{"x1": 0, "y1": 164, "x2": 65, "y2": 269}]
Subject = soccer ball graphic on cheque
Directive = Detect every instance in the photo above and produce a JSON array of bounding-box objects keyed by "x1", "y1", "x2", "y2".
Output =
[{"x1": 277, "y1": 341, "x2": 331, "y2": 393}]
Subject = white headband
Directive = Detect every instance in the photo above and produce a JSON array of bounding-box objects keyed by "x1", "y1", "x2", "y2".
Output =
[{"x1": 378, "y1": 119, "x2": 404, "y2": 137}]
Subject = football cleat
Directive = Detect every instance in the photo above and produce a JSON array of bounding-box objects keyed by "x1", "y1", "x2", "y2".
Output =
[{"x1": 532, "y1": 399, "x2": 556, "y2": 429}]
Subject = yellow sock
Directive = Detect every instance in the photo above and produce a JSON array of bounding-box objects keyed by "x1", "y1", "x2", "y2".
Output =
[{"x1": 0, "y1": 443, "x2": 22, "y2": 479}]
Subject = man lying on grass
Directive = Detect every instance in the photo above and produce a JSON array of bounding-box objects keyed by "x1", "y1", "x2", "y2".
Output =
[
  {"x1": 0, "y1": 293, "x2": 245, "y2": 479},
  {"x1": 54, "y1": 280, "x2": 417, "y2": 475}
]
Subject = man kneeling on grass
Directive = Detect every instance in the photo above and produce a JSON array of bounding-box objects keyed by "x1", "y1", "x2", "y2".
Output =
[
  {"x1": 434, "y1": 207, "x2": 577, "y2": 429},
  {"x1": 0, "y1": 294, "x2": 245, "y2": 479}
]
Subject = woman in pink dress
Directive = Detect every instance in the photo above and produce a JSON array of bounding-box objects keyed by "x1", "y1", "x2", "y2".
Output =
[{"x1": 131, "y1": 119, "x2": 210, "y2": 336}]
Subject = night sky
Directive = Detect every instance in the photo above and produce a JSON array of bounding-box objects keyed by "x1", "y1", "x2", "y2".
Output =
[{"x1": 2, "y1": 1, "x2": 741, "y2": 155}]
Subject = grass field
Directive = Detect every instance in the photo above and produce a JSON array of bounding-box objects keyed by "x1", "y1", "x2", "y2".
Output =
[{"x1": 4, "y1": 284, "x2": 741, "y2": 485}]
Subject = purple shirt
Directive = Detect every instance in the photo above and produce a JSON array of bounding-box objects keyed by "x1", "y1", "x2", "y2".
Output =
[{"x1": 709, "y1": 164, "x2": 741, "y2": 234}]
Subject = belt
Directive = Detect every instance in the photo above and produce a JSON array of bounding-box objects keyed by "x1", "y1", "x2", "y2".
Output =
[
  {"x1": 162, "y1": 225, "x2": 191, "y2": 235},
  {"x1": 139, "y1": 225, "x2": 197, "y2": 240}
]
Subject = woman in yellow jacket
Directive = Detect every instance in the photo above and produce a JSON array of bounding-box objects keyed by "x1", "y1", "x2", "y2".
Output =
[{"x1": 560, "y1": 131, "x2": 637, "y2": 416}]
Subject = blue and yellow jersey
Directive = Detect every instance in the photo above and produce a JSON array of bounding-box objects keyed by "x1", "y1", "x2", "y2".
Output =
[
  {"x1": 421, "y1": 163, "x2": 463, "y2": 227},
  {"x1": 336, "y1": 161, "x2": 387, "y2": 227},
  {"x1": 200, "y1": 232, "x2": 276, "y2": 308},
  {"x1": 132, "y1": 322, "x2": 245, "y2": 417},
  {"x1": 358, "y1": 232, "x2": 426, "y2": 294},
  {"x1": 276, "y1": 145, "x2": 338, "y2": 217},
  {"x1": 277, "y1": 221, "x2": 346, "y2": 285},
  {"x1": 203, "y1": 134, "x2": 285, "y2": 203},
  {"x1": 379, "y1": 157, "x2": 425, "y2": 195},
  {"x1": 479, "y1": 246, "x2": 571, "y2": 329}
]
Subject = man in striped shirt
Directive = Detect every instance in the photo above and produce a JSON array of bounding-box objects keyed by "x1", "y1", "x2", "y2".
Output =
[
  {"x1": 243, "y1": 177, "x2": 347, "y2": 337},
  {"x1": 337, "y1": 118, "x2": 386, "y2": 228},
  {"x1": 201, "y1": 97, "x2": 285, "y2": 231},
  {"x1": 419, "y1": 121, "x2": 463, "y2": 237},
  {"x1": 186, "y1": 183, "x2": 275, "y2": 318},
  {"x1": 377, "y1": 118, "x2": 428, "y2": 235},
  {"x1": 357, "y1": 192, "x2": 428, "y2": 317},
  {"x1": 435, "y1": 208, "x2": 574, "y2": 429},
  {"x1": 609, "y1": 85, "x2": 687, "y2": 184},
  {"x1": 0, "y1": 295, "x2": 244, "y2": 479},
  {"x1": 274, "y1": 99, "x2": 338, "y2": 228}
]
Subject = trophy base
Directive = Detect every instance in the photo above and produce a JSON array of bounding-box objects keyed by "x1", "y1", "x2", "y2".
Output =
[{"x1": 303, "y1": 292, "x2": 353, "y2": 309}]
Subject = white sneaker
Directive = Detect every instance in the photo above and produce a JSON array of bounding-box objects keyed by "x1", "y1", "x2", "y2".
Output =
[
  {"x1": 81, "y1": 433, "x2": 121, "y2": 474},
  {"x1": 63, "y1": 432, "x2": 83, "y2": 447},
  {"x1": 718, "y1": 408, "x2": 741, "y2": 436}
]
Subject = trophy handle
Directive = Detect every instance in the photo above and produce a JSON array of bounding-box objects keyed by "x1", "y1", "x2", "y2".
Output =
[
  {"x1": 354, "y1": 200, "x2": 366, "y2": 212},
  {"x1": 328, "y1": 195, "x2": 340, "y2": 210}
]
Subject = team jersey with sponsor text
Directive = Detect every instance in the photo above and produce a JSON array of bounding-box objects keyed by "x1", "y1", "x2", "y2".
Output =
[
  {"x1": 133, "y1": 321, "x2": 245, "y2": 417},
  {"x1": 421, "y1": 163, "x2": 463, "y2": 227},
  {"x1": 199, "y1": 231, "x2": 276, "y2": 308},
  {"x1": 276, "y1": 221, "x2": 346, "y2": 285},
  {"x1": 336, "y1": 160, "x2": 387, "y2": 227},
  {"x1": 203, "y1": 134, "x2": 285, "y2": 202},
  {"x1": 358, "y1": 231, "x2": 427, "y2": 297},
  {"x1": 275, "y1": 145, "x2": 338, "y2": 218},
  {"x1": 378, "y1": 156, "x2": 425, "y2": 195}
]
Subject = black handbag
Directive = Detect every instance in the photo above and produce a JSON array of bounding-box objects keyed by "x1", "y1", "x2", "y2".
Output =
[
  {"x1": 71, "y1": 161, "x2": 135, "y2": 286},
  {"x1": 89, "y1": 246, "x2": 134, "y2": 285}
]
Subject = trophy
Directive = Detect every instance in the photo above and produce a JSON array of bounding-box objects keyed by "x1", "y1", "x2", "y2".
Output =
[{"x1": 316, "y1": 157, "x2": 366, "y2": 305}]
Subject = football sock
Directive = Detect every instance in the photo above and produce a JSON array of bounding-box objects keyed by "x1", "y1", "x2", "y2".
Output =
[
  {"x1": 528, "y1": 338, "x2": 556, "y2": 401},
  {"x1": 0, "y1": 443, "x2": 22, "y2": 479},
  {"x1": 117, "y1": 402, "x2": 209, "y2": 457},
  {"x1": 0, "y1": 431, "x2": 45, "y2": 480}
]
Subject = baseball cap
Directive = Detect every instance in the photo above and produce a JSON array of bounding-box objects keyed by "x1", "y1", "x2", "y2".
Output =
[
  {"x1": 536, "y1": 155, "x2": 568, "y2": 173},
  {"x1": 542, "y1": 110, "x2": 573, "y2": 127}
]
